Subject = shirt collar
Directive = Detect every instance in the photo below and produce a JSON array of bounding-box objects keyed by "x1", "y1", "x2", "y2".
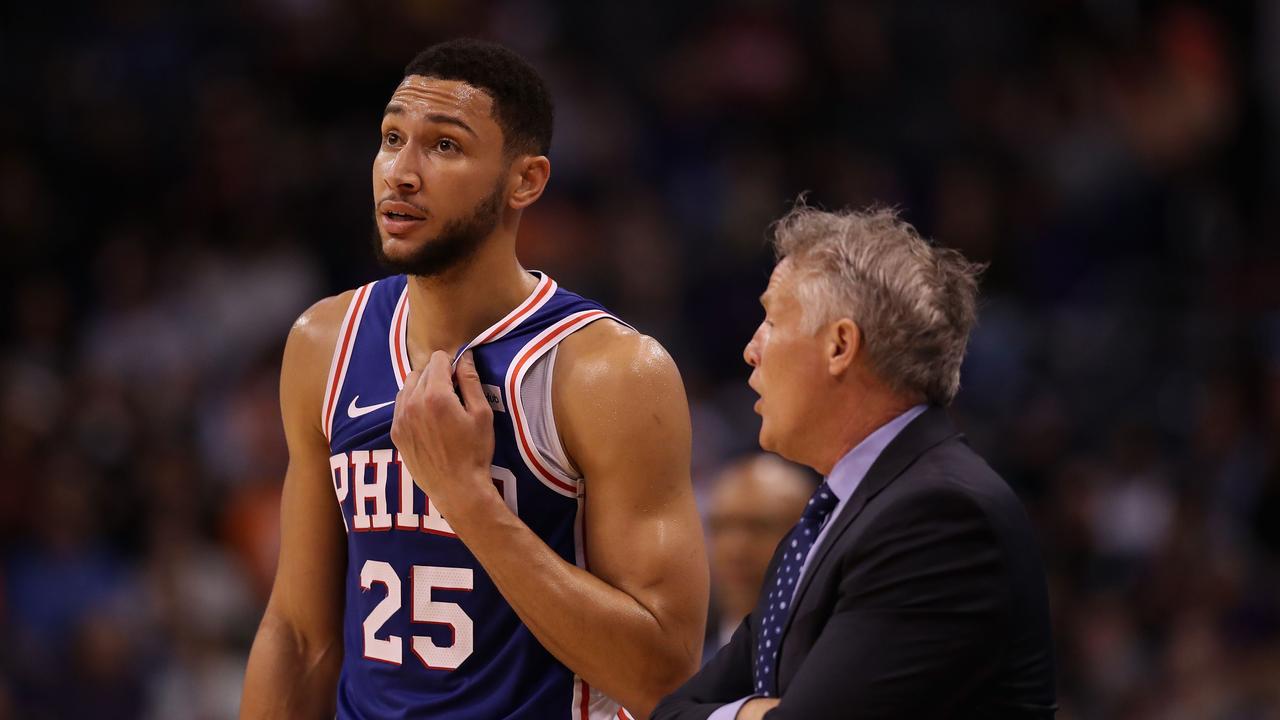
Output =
[{"x1": 825, "y1": 404, "x2": 929, "y2": 502}]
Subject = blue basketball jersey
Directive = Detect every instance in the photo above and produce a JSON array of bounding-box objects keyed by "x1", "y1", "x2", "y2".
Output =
[{"x1": 321, "y1": 272, "x2": 633, "y2": 720}]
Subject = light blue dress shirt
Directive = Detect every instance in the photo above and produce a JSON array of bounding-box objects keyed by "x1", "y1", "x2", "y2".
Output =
[{"x1": 706, "y1": 405, "x2": 928, "y2": 720}]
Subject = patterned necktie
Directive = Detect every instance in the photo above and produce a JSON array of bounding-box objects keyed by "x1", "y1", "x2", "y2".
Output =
[{"x1": 753, "y1": 481, "x2": 841, "y2": 697}]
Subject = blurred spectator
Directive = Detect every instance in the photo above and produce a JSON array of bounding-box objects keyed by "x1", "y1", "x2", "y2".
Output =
[{"x1": 703, "y1": 454, "x2": 813, "y2": 656}]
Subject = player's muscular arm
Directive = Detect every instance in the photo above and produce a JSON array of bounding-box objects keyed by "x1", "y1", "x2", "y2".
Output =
[
  {"x1": 552, "y1": 325, "x2": 710, "y2": 709},
  {"x1": 241, "y1": 293, "x2": 351, "y2": 720},
  {"x1": 392, "y1": 322, "x2": 709, "y2": 719}
]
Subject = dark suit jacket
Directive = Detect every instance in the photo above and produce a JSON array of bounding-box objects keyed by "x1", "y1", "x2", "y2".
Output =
[{"x1": 654, "y1": 407, "x2": 1056, "y2": 719}]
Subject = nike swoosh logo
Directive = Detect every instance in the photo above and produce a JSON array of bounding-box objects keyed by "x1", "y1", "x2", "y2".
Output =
[{"x1": 347, "y1": 396, "x2": 395, "y2": 419}]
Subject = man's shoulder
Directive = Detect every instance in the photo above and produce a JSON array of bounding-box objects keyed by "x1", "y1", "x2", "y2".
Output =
[
  {"x1": 278, "y1": 289, "x2": 363, "y2": 434},
  {"x1": 549, "y1": 317, "x2": 690, "y2": 464},
  {"x1": 883, "y1": 435, "x2": 1037, "y2": 542},
  {"x1": 553, "y1": 318, "x2": 680, "y2": 394},
  {"x1": 287, "y1": 289, "x2": 361, "y2": 356}
]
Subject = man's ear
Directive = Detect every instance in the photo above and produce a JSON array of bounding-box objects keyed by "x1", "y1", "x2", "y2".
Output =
[
  {"x1": 826, "y1": 318, "x2": 861, "y2": 377},
  {"x1": 508, "y1": 155, "x2": 550, "y2": 209}
]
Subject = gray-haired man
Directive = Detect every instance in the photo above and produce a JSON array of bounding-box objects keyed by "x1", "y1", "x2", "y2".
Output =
[{"x1": 654, "y1": 205, "x2": 1056, "y2": 719}]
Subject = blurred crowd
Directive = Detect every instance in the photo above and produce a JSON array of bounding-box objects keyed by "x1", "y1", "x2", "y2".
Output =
[{"x1": 2, "y1": 1, "x2": 1278, "y2": 717}]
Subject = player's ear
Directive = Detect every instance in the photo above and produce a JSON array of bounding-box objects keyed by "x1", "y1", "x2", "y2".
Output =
[
  {"x1": 508, "y1": 154, "x2": 550, "y2": 210},
  {"x1": 826, "y1": 318, "x2": 860, "y2": 378}
]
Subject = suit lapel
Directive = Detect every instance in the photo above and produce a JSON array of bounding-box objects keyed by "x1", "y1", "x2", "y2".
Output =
[{"x1": 779, "y1": 406, "x2": 960, "y2": 643}]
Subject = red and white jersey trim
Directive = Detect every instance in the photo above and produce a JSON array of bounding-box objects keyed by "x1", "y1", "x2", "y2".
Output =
[
  {"x1": 570, "y1": 677, "x2": 634, "y2": 720},
  {"x1": 471, "y1": 271, "x2": 557, "y2": 346},
  {"x1": 506, "y1": 309, "x2": 613, "y2": 498},
  {"x1": 389, "y1": 272, "x2": 557, "y2": 387},
  {"x1": 322, "y1": 282, "x2": 375, "y2": 442},
  {"x1": 389, "y1": 286, "x2": 412, "y2": 390}
]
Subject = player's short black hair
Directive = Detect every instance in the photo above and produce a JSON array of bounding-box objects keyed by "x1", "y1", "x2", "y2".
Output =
[{"x1": 403, "y1": 39, "x2": 553, "y2": 157}]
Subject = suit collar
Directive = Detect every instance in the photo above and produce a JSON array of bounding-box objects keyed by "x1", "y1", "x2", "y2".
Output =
[
  {"x1": 824, "y1": 404, "x2": 928, "y2": 504},
  {"x1": 780, "y1": 405, "x2": 961, "y2": 638}
]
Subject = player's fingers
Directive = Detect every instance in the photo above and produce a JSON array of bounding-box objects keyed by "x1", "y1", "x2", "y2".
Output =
[
  {"x1": 454, "y1": 350, "x2": 490, "y2": 418},
  {"x1": 402, "y1": 368, "x2": 423, "y2": 394},
  {"x1": 424, "y1": 350, "x2": 458, "y2": 401},
  {"x1": 398, "y1": 370, "x2": 422, "y2": 415},
  {"x1": 390, "y1": 373, "x2": 410, "y2": 446}
]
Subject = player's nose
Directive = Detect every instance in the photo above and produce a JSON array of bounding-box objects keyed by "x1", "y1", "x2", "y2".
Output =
[{"x1": 385, "y1": 148, "x2": 422, "y2": 193}]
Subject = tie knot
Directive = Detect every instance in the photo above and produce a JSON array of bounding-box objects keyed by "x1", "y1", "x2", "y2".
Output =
[{"x1": 801, "y1": 481, "x2": 839, "y2": 521}]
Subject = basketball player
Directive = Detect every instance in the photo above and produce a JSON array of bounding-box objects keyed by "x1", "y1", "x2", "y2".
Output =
[{"x1": 240, "y1": 39, "x2": 709, "y2": 720}]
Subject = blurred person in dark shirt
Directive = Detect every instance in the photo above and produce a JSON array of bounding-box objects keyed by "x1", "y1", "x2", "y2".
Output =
[{"x1": 704, "y1": 455, "x2": 811, "y2": 656}]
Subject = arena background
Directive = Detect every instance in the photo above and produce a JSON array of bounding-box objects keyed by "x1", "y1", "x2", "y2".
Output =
[{"x1": 2, "y1": 1, "x2": 1278, "y2": 717}]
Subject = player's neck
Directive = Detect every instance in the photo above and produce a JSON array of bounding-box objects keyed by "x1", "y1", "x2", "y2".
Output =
[{"x1": 402, "y1": 246, "x2": 538, "y2": 365}]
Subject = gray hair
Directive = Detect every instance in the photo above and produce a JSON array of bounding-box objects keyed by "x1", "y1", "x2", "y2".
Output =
[{"x1": 771, "y1": 203, "x2": 983, "y2": 406}]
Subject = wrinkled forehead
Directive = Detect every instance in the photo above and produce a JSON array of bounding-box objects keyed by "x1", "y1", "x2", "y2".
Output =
[
  {"x1": 762, "y1": 257, "x2": 801, "y2": 306},
  {"x1": 387, "y1": 75, "x2": 496, "y2": 122}
]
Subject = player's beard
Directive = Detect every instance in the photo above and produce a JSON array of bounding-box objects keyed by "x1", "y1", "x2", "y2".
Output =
[{"x1": 371, "y1": 178, "x2": 505, "y2": 278}]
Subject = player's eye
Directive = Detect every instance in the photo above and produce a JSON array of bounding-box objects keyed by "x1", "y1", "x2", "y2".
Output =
[
  {"x1": 435, "y1": 138, "x2": 460, "y2": 153},
  {"x1": 383, "y1": 131, "x2": 402, "y2": 147}
]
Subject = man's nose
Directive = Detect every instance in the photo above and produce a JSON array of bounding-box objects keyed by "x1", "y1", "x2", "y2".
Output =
[
  {"x1": 743, "y1": 330, "x2": 761, "y2": 368},
  {"x1": 385, "y1": 148, "x2": 422, "y2": 193}
]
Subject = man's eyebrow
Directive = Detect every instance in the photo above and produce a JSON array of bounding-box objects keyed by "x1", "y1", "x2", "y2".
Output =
[
  {"x1": 381, "y1": 103, "x2": 478, "y2": 138},
  {"x1": 426, "y1": 113, "x2": 478, "y2": 137}
]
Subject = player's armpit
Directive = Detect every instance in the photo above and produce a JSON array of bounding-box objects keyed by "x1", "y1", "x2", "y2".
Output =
[
  {"x1": 554, "y1": 321, "x2": 710, "y2": 712},
  {"x1": 241, "y1": 294, "x2": 352, "y2": 719}
]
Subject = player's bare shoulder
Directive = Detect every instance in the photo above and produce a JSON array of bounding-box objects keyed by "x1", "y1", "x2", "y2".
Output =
[
  {"x1": 287, "y1": 291, "x2": 356, "y2": 359},
  {"x1": 281, "y1": 290, "x2": 359, "y2": 433},
  {"x1": 554, "y1": 319, "x2": 684, "y2": 401},
  {"x1": 552, "y1": 319, "x2": 691, "y2": 465}
]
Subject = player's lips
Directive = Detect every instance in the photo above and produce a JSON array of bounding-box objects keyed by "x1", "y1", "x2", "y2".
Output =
[{"x1": 379, "y1": 200, "x2": 428, "y2": 235}]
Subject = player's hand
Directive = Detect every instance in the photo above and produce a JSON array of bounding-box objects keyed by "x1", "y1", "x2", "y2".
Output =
[
  {"x1": 737, "y1": 697, "x2": 780, "y2": 720},
  {"x1": 391, "y1": 349, "x2": 497, "y2": 520}
]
